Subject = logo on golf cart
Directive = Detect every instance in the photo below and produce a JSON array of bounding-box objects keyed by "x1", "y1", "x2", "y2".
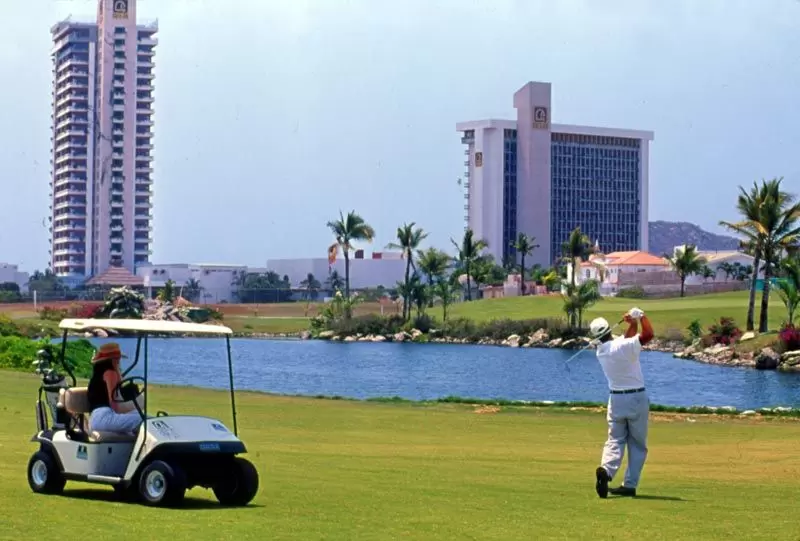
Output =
[
  {"x1": 532, "y1": 106, "x2": 549, "y2": 129},
  {"x1": 199, "y1": 442, "x2": 220, "y2": 452},
  {"x1": 211, "y1": 423, "x2": 228, "y2": 433},
  {"x1": 76, "y1": 445, "x2": 88, "y2": 460},
  {"x1": 151, "y1": 420, "x2": 178, "y2": 439}
]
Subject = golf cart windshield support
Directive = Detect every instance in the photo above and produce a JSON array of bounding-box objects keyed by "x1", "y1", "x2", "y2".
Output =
[
  {"x1": 59, "y1": 330, "x2": 77, "y2": 387},
  {"x1": 135, "y1": 334, "x2": 149, "y2": 462},
  {"x1": 121, "y1": 335, "x2": 143, "y2": 378},
  {"x1": 226, "y1": 336, "x2": 238, "y2": 437}
]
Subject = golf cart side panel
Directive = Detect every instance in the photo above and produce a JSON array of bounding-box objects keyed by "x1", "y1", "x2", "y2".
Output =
[{"x1": 51, "y1": 431, "x2": 136, "y2": 477}]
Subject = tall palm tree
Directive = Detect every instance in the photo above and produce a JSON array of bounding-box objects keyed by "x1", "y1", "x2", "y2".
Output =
[
  {"x1": 561, "y1": 227, "x2": 593, "y2": 289},
  {"x1": 720, "y1": 178, "x2": 794, "y2": 331},
  {"x1": 512, "y1": 232, "x2": 539, "y2": 296},
  {"x1": 386, "y1": 222, "x2": 427, "y2": 320},
  {"x1": 326, "y1": 210, "x2": 375, "y2": 300},
  {"x1": 721, "y1": 178, "x2": 800, "y2": 332},
  {"x1": 665, "y1": 245, "x2": 706, "y2": 297},
  {"x1": 450, "y1": 228, "x2": 488, "y2": 301}
]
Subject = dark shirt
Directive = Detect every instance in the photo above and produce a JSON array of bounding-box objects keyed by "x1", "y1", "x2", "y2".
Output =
[{"x1": 87, "y1": 366, "x2": 113, "y2": 411}]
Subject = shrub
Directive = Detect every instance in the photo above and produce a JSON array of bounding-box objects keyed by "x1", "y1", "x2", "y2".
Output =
[
  {"x1": 778, "y1": 324, "x2": 800, "y2": 353},
  {"x1": 327, "y1": 314, "x2": 405, "y2": 337},
  {"x1": 67, "y1": 302, "x2": 102, "y2": 319},
  {"x1": 411, "y1": 313, "x2": 435, "y2": 334},
  {"x1": 0, "y1": 314, "x2": 21, "y2": 337},
  {"x1": 663, "y1": 327, "x2": 685, "y2": 343},
  {"x1": 0, "y1": 336, "x2": 94, "y2": 378},
  {"x1": 617, "y1": 286, "x2": 645, "y2": 299},
  {"x1": 39, "y1": 305, "x2": 69, "y2": 322},
  {"x1": 687, "y1": 319, "x2": 702, "y2": 340},
  {"x1": 443, "y1": 317, "x2": 575, "y2": 342},
  {"x1": 706, "y1": 317, "x2": 741, "y2": 346}
]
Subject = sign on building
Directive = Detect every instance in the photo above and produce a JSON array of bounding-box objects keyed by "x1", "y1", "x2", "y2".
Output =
[
  {"x1": 532, "y1": 106, "x2": 549, "y2": 129},
  {"x1": 113, "y1": 0, "x2": 129, "y2": 19}
]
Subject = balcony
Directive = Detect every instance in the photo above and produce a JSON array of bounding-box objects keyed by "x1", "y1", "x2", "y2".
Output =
[
  {"x1": 54, "y1": 186, "x2": 87, "y2": 199},
  {"x1": 135, "y1": 223, "x2": 153, "y2": 232},
  {"x1": 138, "y1": 37, "x2": 158, "y2": 46},
  {"x1": 53, "y1": 247, "x2": 85, "y2": 257},
  {"x1": 56, "y1": 68, "x2": 89, "y2": 85},
  {"x1": 135, "y1": 200, "x2": 153, "y2": 209},
  {"x1": 136, "y1": 165, "x2": 154, "y2": 174},
  {"x1": 113, "y1": 103, "x2": 125, "y2": 112},
  {"x1": 53, "y1": 222, "x2": 86, "y2": 233},
  {"x1": 113, "y1": 79, "x2": 124, "y2": 88}
]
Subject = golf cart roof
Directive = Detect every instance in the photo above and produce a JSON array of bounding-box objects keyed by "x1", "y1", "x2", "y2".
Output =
[{"x1": 58, "y1": 318, "x2": 233, "y2": 335}]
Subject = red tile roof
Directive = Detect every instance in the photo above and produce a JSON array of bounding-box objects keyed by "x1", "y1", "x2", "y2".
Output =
[
  {"x1": 86, "y1": 266, "x2": 145, "y2": 287},
  {"x1": 581, "y1": 251, "x2": 669, "y2": 267}
]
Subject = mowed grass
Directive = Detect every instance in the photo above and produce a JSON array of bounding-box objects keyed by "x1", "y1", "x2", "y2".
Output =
[
  {"x1": 2, "y1": 371, "x2": 800, "y2": 540},
  {"x1": 445, "y1": 290, "x2": 785, "y2": 337},
  {"x1": 225, "y1": 316, "x2": 310, "y2": 334}
]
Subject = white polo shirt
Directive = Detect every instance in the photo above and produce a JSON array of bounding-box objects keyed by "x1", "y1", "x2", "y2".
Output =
[{"x1": 595, "y1": 335, "x2": 645, "y2": 391}]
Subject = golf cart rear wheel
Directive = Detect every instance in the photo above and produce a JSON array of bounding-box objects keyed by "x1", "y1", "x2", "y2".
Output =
[
  {"x1": 213, "y1": 457, "x2": 259, "y2": 506},
  {"x1": 27, "y1": 450, "x2": 65, "y2": 495},
  {"x1": 138, "y1": 460, "x2": 186, "y2": 507}
]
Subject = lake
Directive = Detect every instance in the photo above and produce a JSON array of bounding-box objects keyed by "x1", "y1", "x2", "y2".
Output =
[{"x1": 77, "y1": 338, "x2": 800, "y2": 410}]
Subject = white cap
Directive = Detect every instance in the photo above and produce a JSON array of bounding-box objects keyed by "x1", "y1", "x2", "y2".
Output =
[{"x1": 589, "y1": 317, "x2": 610, "y2": 338}]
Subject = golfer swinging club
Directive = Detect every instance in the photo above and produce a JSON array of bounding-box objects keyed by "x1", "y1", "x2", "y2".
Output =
[{"x1": 590, "y1": 307, "x2": 654, "y2": 498}]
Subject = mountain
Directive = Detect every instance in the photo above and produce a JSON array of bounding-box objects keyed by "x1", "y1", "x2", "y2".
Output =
[{"x1": 647, "y1": 221, "x2": 741, "y2": 256}]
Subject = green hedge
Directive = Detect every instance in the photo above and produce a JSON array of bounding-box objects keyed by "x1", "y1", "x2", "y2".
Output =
[{"x1": 0, "y1": 336, "x2": 95, "y2": 378}]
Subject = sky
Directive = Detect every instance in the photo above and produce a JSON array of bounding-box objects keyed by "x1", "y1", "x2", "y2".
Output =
[{"x1": 1, "y1": 0, "x2": 799, "y2": 272}]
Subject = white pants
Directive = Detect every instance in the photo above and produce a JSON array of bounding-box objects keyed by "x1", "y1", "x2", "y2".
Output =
[
  {"x1": 600, "y1": 390, "x2": 649, "y2": 488},
  {"x1": 89, "y1": 407, "x2": 142, "y2": 434}
]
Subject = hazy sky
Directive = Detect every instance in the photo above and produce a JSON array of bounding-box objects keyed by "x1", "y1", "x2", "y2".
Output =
[{"x1": 1, "y1": 0, "x2": 798, "y2": 271}]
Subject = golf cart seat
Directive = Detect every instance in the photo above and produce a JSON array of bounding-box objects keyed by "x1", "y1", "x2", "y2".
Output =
[{"x1": 59, "y1": 388, "x2": 138, "y2": 443}]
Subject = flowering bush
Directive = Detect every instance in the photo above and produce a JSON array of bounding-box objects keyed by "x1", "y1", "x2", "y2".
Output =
[
  {"x1": 778, "y1": 324, "x2": 800, "y2": 353},
  {"x1": 67, "y1": 303, "x2": 102, "y2": 319},
  {"x1": 706, "y1": 317, "x2": 741, "y2": 346},
  {"x1": 38, "y1": 306, "x2": 69, "y2": 322}
]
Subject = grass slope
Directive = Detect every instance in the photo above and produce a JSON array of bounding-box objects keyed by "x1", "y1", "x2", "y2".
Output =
[
  {"x1": 446, "y1": 290, "x2": 785, "y2": 337},
  {"x1": 2, "y1": 371, "x2": 800, "y2": 540}
]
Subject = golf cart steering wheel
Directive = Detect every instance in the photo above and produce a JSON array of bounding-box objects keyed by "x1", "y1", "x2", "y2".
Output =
[{"x1": 112, "y1": 376, "x2": 146, "y2": 419}]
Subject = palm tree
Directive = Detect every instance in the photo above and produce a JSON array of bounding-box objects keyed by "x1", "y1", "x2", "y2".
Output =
[
  {"x1": 184, "y1": 278, "x2": 202, "y2": 302},
  {"x1": 561, "y1": 227, "x2": 594, "y2": 289},
  {"x1": 562, "y1": 280, "x2": 601, "y2": 329},
  {"x1": 299, "y1": 273, "x2": 321, "y2": 300},
  {"x1": 777, "y1": 256, "x2": 800, "y2": 325},
  {"x1": 433, "y1": 278, "x2": 460, "y2": 322},
  {"x1": 417, "y1": 247, "x2": 450, "y2": 306},
  {"x1": 325, "y1": 269, "x2": 344, "y2": 293},
  {"x1": 386, "y1": 222, "x2": 428, "y2": 320},
  {"x1": 326, "y1": 210, "x2": 375, "y2": 300},
  {"x1": 720, "y1": 178, "x2": 795, "y2": 331},
  {"x1": 665, "y1": 245, "x2": 706, "y2": 297},
  {"x1": 450, "y1": 228, "x2": 488, "y2": 301},
  {"x1": 512, "y1": 232, "x2": 539, "y2": 295}
]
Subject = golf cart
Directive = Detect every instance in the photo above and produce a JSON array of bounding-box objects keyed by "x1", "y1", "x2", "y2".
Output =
[{"x1": 27, "y1": 318, "x2": 259, "y2": 507}]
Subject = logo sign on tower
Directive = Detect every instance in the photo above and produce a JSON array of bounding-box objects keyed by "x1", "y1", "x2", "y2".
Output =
[
  {"x1": 474, "y1": 152, "x2": 483, "y2": 168},
  {"x1": 532, "y1": 106, "x2": 549, "y2": 129},
  {"x1": 113, "y1": 0, "x2": 129, "y2": 19}
]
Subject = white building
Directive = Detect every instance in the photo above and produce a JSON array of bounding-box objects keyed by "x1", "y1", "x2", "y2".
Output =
[
  {"x1": 567, "y1": 251, "x2": 670, "y2": 296},
  {"x1": 136, "y1": 263, "x2": 246, "y2": 303},
  {"x1": 49, "y1": 1, "x2": 157, "y2": 286},
  {"x1": 685, "y1": 249, "x2": 761, "y2": 285},
  {"x1": 457, "y1": 80, "x2": 653, "y2": 268},
  {"x1": 0, "y1": 263, "x2": 30, "y2": 293},
  {"x1": 266, "y1": 250, "x2": 407, "y2": 290}
]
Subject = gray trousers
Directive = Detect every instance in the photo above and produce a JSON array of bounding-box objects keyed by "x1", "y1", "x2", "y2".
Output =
[{"x1": 601, "y1": 391, "x2": 649, "y2": 488}]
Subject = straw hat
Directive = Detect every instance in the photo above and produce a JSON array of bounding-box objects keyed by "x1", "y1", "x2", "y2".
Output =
[{"x1": 92, "y1": 342, "x2": 127, "y2": 364}]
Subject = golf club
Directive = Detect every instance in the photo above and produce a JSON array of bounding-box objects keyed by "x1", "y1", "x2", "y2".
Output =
[{"x1": 563, "y1": 318, "x2": 625, "y2": 372}]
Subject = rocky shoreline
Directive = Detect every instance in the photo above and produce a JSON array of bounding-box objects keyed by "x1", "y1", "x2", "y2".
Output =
[{"x1": 300, "y1": 328, "x2": 800, "y2": 373}]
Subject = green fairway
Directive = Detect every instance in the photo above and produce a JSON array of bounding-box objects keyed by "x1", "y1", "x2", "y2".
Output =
[
  {"x1": 3, "y1": 371, "x2": 800, "y2": 540},
  {"x1": 445, "y1": 290, "x2": 785, "y2": 337},
  {"x1": 225, "y1": 315, "x2": 310, "y2": 335}
]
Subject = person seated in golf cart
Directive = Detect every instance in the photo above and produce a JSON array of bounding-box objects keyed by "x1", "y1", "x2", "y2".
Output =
[{"x1": 87, "y1": 343, "x2": 142, "y2": 435}]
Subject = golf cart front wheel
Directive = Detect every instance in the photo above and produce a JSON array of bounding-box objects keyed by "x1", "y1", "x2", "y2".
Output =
[
  {"x1": 138, "y1": 460, "x2": 186, "y2": 507},
  {"x1": 27, "y1": 450, "x2": 65, "y2": 495},
  {"x1": 213, "y1": 457, "x2": 259, "y2": 506}
]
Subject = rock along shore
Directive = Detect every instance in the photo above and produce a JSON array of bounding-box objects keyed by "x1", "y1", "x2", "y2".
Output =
[{"x1": 290, "y1": 328, "x2": 800, "y2": 373}]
